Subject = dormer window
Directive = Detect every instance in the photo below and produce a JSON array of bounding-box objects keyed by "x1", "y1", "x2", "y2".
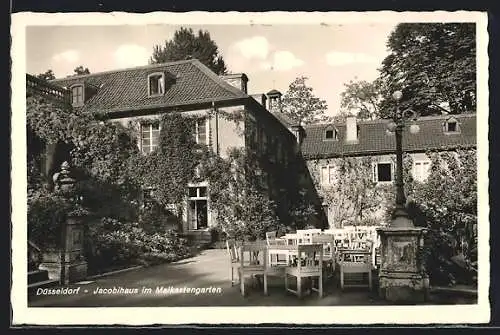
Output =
[
  {"x1": 70, "y1": 84, "x2": 84, "y2": 106},
  {"x1": 324, "y1": 127, "x2": 338, "y2": 141},
  {"x1": 148, "y1": 72, "x2": 165, "y2": 96},
  {"x1": 444, "y1": 117, "x2": 460, "y2": 134}
]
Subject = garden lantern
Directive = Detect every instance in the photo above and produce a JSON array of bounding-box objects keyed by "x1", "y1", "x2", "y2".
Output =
[{"x1": 376, "y1": 90, "x2": 429, "y2": 303}]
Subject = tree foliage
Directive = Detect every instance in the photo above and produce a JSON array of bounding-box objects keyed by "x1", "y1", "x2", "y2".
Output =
[
  {"x1": 406, "y1": 149, "x2": 477, "y2": 286},
  {"x1": 378, "y1": 23, "x2": 476, "y2": 117},
  {"x1": 199, "y1": 147, "x2": 282, "y2": 241},
  {"x1": 281, "y1": 76, "x2": 329, "y2": 125},
  {"x1": 26, "y1": 94, "x2": 140, "y2": 220},
  {"x1": 150, "y1": 27, "x2": 227, "y2": 75},
  {"x1": 340, "y1": 79, "x2": 384, "y2": 120},
  {"x1": 37, "y1": 69, "x2": 56, "y2": 80},
  {"x1": 73, "y1": 66, "x2": 91, "y2": 76},
  {"x1": 339, "y1": 23, "x2": 476, "y2": 119}
]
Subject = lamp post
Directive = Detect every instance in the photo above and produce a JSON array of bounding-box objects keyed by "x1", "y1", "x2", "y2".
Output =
[
  {"x1": 386, "y1": 90, "x2": 420, "y2": 228},
  {"x1": 376, "y1": 90, "x2": 429, "y2": 303}
]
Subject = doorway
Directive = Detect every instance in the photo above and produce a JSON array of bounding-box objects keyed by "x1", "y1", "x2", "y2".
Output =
[{"x1": 188, "y1": 186, "x2": 208, "y2": 230}]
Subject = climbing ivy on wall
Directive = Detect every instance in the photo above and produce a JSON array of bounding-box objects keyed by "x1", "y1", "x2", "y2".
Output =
[
  {"x1": 308, "y1": 154, "x2": 418, "y2": 227},
  {"x1": 198, "y1": 147, "x2": 282, "y2": 241},
  {"x1": 27, "y1": 92, "x2": 318, "y2": 239},
  {"x1": 406, "y1": 148, "x2": 478, "y2": 286},
  {"x1": 27, "y1": 95, "x2": 141, "y2": 221},
  {"x1": 132, "y1": 112, "x2": 200, "y2": 208}
]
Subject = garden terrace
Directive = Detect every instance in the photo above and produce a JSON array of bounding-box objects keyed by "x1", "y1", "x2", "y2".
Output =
[{"x1": 26, "y1": 74, "x2": 70, "y2": 106}]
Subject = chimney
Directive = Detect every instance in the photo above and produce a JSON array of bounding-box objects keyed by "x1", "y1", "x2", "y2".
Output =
[
  {"x1": 345, "y1": 115, "x2": 359, "y2": 143},
  {"x1": 251, "y1": 94, "x2": 267, "y2": 107},
  {"x1": 291, "y1": 122, "x2": 305, "y2": 147},
  {"x1": 221, "y1": 73, "x2": 248, "y2": 94},
  {"x1": 266, "y1": 89, "x2": 282, "y2": 113}
]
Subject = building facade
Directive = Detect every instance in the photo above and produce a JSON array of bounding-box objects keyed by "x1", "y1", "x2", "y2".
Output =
[
  {"x1": 27, "y1": 59, "x2": 475, "y2": 234},
  {"x1": 33, "y1": 59, "x2": 313, "y2": 235},
  {"x1": 300, "y1": 114, "x2": 477, "y2": 228}
]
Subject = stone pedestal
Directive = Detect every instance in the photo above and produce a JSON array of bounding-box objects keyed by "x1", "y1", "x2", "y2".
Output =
[
  {"x1": 39, "y1": 215, "x2": 87, "y2": 284},
  {"x1": 39, "y1": 161, "x2": 87, "y2": 284},
  {"x1": 377, "y1": 227, "x2": 429, "y2": 303}
]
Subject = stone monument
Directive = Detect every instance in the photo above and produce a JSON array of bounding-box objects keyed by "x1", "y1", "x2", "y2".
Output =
[
  {"x1": 39, "y1": 161, "x2": 88, "y2": 284},
  {"x1": 377, "y1": 214, "x2": 429, "y2": 303}
]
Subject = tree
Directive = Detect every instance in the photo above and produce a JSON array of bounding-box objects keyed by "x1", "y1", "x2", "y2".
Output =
[
  {"x1": 339, "y1": 78, "x2": 384, "y2": 120},
  {"x1": 150, "y1": 27, "x2": 227, "y2": 75},
  {"x1": 73, "y1": 66, "x2": 90, "y2": 76},
  {"x1": 378, "y1": 23, "x2": 476, "y2": 117},
  {"x1": 36, "y1": 69, "x2": 56, "y2": 81},
  {"x1": 281, "y1": 76, "x2": 329, "y2": 125}
]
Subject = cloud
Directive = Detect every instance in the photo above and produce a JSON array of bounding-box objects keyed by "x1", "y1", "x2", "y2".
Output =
[
  {"x1": 262, "y1": 50, "x2": 304, "y2": 71},
  {"x1": 52, "y1": 50, "x2": 80, "y2": 63},
  {"x1": 233, "y1": 36, "x2": 270, "y2": 60},
  {"x1": 114, "y1": 44, "x2": 149, "y2": 68},
  {"x1": 325, "y1": 51, "x2": 377, "y2": 66}
]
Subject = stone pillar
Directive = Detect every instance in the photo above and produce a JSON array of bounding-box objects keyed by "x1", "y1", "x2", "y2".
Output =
[
  {"x1": 39, "y1": 161, "x2": 88, "y2": 284},
  {"x1": 376, "y1": 227, "x2": 429, "y2": 303}
]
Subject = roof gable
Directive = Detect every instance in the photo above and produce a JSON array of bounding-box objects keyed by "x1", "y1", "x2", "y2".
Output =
[{"x1": 49, "y1": 59, "x2": 248, "y2": 114}]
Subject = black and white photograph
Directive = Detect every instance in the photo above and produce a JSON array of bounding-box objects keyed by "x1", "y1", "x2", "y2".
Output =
[{"x1": 11, "y1": 11, "x2": 489, "y2": 325}]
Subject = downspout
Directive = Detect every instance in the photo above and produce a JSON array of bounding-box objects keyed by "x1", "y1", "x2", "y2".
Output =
[{"x1": 212, "y1": 101, "x2": 219, "y2": 155}]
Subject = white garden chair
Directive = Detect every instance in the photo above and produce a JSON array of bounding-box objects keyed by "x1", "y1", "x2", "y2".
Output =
[
  {"x1": 339, "y1": 249, "x2": 372, "y2": 291},
  {"x1": 285, "y1": 244, "x2": 323, "y2": 298},
  {"x1": 239, "y1": 241, "x2": 269, "y2": 296}
]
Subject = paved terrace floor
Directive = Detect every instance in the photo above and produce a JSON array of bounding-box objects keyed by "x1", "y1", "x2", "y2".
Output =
[{"x1": 28, "y1": 249, "x2": 475, "y2": 307}]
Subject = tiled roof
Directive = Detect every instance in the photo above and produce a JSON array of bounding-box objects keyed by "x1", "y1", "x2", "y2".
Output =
[
  {"x1": 271, "y1": 110, "x2": 299, "y2": 128},
  {"x1": 301, "y1": 114, "x2": 476, "y2": 159},
  {"x1": 49, "y1": 59, "x2": 248, "y2": 114}
]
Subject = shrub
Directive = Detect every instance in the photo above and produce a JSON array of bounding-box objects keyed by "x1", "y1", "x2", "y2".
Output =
[
  {"x1": 85, "y1": 217, "x2": 192, "y2": 273},
  {"x1": 137, "y1": 230, "x2": 192, "y2": 266},
  {"x1": 139, "y1": 202, "x2": 179, "y2": 234},
  {"x1": 393, "y1": 149, "x2": 478, "y2": 286},
  {"x1": 85, "y1": 218, "x2": 142, "y2": 272},
  {"x1": 27, "y1": 189, "x2": 70, "y2": 249}
]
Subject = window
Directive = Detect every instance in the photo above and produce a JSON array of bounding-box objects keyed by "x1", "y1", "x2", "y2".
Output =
[
  {"x1": 189, "y1": 186, "x2": 207, "y2": 199},
  {"x1": 142, "y1": 187, "x2": 156, "y2": 208},
  {"x1": 444, "y1": 117, "x2": 460, "y2": 133},
  {"x1": 148, "y1": 73, "x2": 165, "y2": 96},
  {"x1": 373, "y1": 162, "x2": 393, "y2": 183},
  {"x1": 141, "y1": 122, "x2": 160, "y2": 153},
  {"x1": 71, "y1": 85, "x2": 84, "y2": 106},
  {"x1": 194, "y1": 118, "x2": 208, "y2": 145},
  {"x1": 324, "y1": 127, "x2": 338, "y2": 140},
  {"x1": 320, "y1": 165, "x2": 336, "y2": 186},
  {"x1": 413, "y1": 161, "x2": 431, "y2": 182}
]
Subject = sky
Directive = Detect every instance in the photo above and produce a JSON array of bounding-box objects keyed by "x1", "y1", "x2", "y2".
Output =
[{"x1": 26, "y1": 23, "x2": 398, "y2": 117}]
